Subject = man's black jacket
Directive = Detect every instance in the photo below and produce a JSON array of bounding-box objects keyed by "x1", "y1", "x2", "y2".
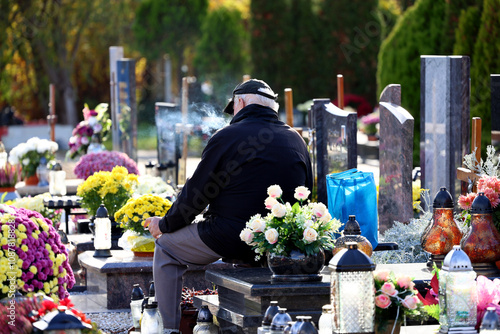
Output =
[{"x1": 158, "y1": 103, "x2": 313, "y2": 263}]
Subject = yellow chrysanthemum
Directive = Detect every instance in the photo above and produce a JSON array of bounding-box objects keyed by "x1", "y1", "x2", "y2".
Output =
[
  {"x1": 17, "y1": 224, "x2": 26, "y2": 232},
  {"x1": 21, "y1": 245, "x2": 28, "y2": 252},
  {"x1": 29, "y1": 265, "x2": 37, "y2": 274}
]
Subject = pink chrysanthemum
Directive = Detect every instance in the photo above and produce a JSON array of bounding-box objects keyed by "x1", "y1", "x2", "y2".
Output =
[{"x1": 74, "y1": 151, "x2": 139, "y2": 180}]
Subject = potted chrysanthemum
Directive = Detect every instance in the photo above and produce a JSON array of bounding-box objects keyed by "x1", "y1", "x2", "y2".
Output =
[
  {"x1": 8, "y1": 137, "x2": 58, "y2": 185},
  {"x1": 73, "y1": 150, "x2": 139, "y2": 180},
  {"x1": 240, "y1": 185, "x2": 341, "y2": 282},
  {"x1": 115, "y1": 194, "x2": 172, "y2": 256}
]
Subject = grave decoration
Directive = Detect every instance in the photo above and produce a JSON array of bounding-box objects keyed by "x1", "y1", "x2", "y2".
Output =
[
  {"x1": 0, "y1": 204, "x2": 75, "y2": 301},
  {"x1": 116, "y1": 194, "x2": 172, "y2": 255},
  {"x1": 134, "y1": 174, "x2": 176, "y2": 201},
  {"x1": 8, "y1": 193, "x2": 62, "y2": 227},
  {"x1": 359, "y1": 110, "x2": 379, "y2": 139},
  {"x1": 373, "y1": 270, "x2": 423, "y2": 333},
  {"x1": 67, "y1": 103, "x2": 111, "y2": 160},
  {"x1": 0, "y1": 162, "x2": 18, "y2": 193},
  {"x1": 8, "y1": 137, "x2": 58, "y2": 184},
  {"x1": 77, "y1": 166, "x2": 138, "y2": 218},
  {"x1": 240, "y1": 185, "x2": 341, "y2": 282},
  {"x1": 74, "y1": 150, "x2": 139, "y2": 180}
]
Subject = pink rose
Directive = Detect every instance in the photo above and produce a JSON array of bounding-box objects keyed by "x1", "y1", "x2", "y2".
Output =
[
  {"x1": 265, "y1": 228, "x2": 279, "y2": 244},
  {"x1": 312, "y1": 203, "x2": 328, "y2": 218},
  {"x1": 294, "y1": 186, "x2": 310, "y2": 201},
  {"x1": 380, "y1": 282, "x2": 398, "y2": 296},
  {"x1": 374, "y1": 270, "x2": 391, "y2": 282},
  {"x1": 375, "y1": 294, "x2": 392, "y2": 309},
  {"x1": 402, "y1": 295, "x2": 419, "y2": 310},
  {"x1": 264, "y1": 197, "x2": 279, "y2": 210},
  {"x1": 248, "y1": 218, "x2": 266, "y2": 232},
  {"x1": 239, "y1": 228, "x2": 255, "y2": 245},
  {"x1": 267, "y1": 185, "x2": 283, "y2": 198},
  {"x1": 396, "y1": 275, "x2": 414, "y2": 290}
]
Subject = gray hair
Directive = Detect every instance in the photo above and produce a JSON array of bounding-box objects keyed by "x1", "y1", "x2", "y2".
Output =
[{"x1": 235, "y1": 94, "x2": 279, "y2": 112}]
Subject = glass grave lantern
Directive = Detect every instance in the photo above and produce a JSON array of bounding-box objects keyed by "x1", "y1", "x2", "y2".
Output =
[
  {"x1": 93, "y1": 204, "x2": 112, "y2": 257},
  {"x1": 49, "y1": 161, "x2": 67, "y2": 196},
  {"x1": 33, "y1": 306, "x2": 92, "y2": 333},
  {"x1": 421, "y1": 187, "x2": 462, "y2": 269},
  {"x1": 438, "y1": 245, "x2": 477, "y2": 333},
  {"x1": 329, "y1": 242, "x2": 376, "y2": 333},
  {"x1": 461, "y1": 192, "x2": 500, "y2": 276},
  {"x1": 36, "y1": 156, "x2": 49, "y2": 187},
  {"x1": 332, "y1": 215, "x2": 373, "y2": 257}
]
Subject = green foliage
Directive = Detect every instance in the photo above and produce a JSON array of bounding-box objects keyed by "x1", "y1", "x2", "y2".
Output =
[
  {"x1": 423, "y1": 304, "x2": 440, "y2": 321},
  {"x1": 194, "y1": 6, "x2": 249, "y2": 107},
  {"x1": 469, "y1": 0, "x2": 500, "y2": 151},
  {"x1": 453, "y1": 5, "x2": 482, "y2": 56},
  {"x1": 377, "y1": 0, "x2": 449, "y2": 166}
]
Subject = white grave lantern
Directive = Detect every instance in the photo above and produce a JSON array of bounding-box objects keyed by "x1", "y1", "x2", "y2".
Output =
[
  {"x1": 49, "y1": 162, "x2": 66, "y2": 196},
  {"x1": 93, "y1": 204, "x2": 112, "y2": 257},
  {"x1": 329, "y1": 242, "x2": 376, "y2": 333},
  {"x1": 438, "y1": 245, "x2": 477, "y2": 333}
]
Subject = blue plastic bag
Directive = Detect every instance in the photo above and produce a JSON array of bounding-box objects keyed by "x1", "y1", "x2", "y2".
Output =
[{"x1": 326, "y1": 168, "x2": 378, "y2": 249}]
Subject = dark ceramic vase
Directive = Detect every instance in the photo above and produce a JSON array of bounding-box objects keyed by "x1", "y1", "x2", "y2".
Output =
[{"x1": 267, "y1": 249, "x2": 325, "y2": 282}]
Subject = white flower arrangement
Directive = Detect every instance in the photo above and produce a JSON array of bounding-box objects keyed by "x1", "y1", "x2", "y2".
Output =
[
  {"x1": 133, "y1": 175, "x2": 176, "y2": 199},
  {"x1": 8, "y1": 137, "x2": 58, "y2": 178}
]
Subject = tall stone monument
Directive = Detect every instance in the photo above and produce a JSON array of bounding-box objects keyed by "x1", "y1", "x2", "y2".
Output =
[
  {"x1": 491, "y1": 74, "x2": 500, "y2": 141},
  {"x1": 420, "y1": 56, "x2": 470, "y2": 201},
  {"x1": 312, "y1": 98, "x2": 357, "y2": 205},
  {"x1": 378, "y1": 84, "x2": 414, "y2": 232},
  {"x1": 116, "y1": 59, "x2": 138, "y2": 162}
]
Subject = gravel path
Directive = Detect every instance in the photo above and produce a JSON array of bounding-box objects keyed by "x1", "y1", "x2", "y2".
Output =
[{"x1": 86, "y1": 311, "x2": 133, "y2": 334}]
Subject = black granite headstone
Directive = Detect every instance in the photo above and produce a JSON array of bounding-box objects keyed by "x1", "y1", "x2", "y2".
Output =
[
  {"x1": 312, "y1": 99, "x2": 357, "y2": 205},
  {"x1": 491, "y1": 74, "x2": 500, "y2": 132}
]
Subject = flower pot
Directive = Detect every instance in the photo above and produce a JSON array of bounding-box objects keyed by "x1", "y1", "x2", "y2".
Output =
[
  {"x1": 24, "y1": 175, "x2": 39, "y2": 186},
  {"x1": 267, "y1": 249, "x2": 325, "y2": 282},
  {"x1": 0, "y1": 187, "x2": 18, "y2": 201},
  {"x1": 375, "y1": 319, "x2": 402, "y2": 334}
]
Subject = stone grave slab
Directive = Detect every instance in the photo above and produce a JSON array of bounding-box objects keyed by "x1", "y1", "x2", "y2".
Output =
[
  {"x1": 491, "y1": 74, "x2": 500, "y2": 142},
  {"x1": 116, "y1": 58, "x2": 138, "y2": 161},
  {"x1": 378, "y1": 84, "x2": 414, "y2": 232},
  {"x1": 312, "y1": 99, "x2": 357, "y2": 205},
  {"x1": 420, "y1": 55, "x2": 470, "y2": 201}
]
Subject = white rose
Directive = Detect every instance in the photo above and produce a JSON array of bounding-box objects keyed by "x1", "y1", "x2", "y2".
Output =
[
  {"x1": 265, "y1": 228, "x2": 279, "y2": 244},
  {"x1": 264, "y1": 197, "x2": 279, "y2": 210},
  {"x1": 22, "y1": 158, "x2": 30, "y2": 166},
  {"x1": 319, "y1": 212, "x2": 332, "y2": 224},
  {"x1": 312, "y1": 203, "x2": 328, "y2": 218},
  {"x1": 294, "y1": 186, "x2": 310, "y2": 201},
  {"x1": 248, "y1": 218, "x2": 266, "y2": 232},
  {"x1": 303, "y1": 227, "x2": 318, "y2": 243},
  {"x1": 267, "y1": 185, "x2": 283, "y2": 198},
  {"x1": 271, "y1": 203, "x2": 287, "y2": 218},
  {"x1": 239, "y1": 228, "x2": 255, "y2": 245}
]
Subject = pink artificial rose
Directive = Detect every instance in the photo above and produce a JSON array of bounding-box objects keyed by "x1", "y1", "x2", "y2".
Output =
[
  {"x1": 265, "y1": 228, "x2": 279, "y2": 244},
  {"x1": 396, "y1": 275, "x2": 415, "y2": 290},
  {"x1": 294, "y1": 186, "x2": 311, "y2": 201},
  {"x1": 267, "y1": 185, "x2": 283, "y2": 198},
  {"x1": 375, "y1": 294, "x2": 392, "y2": 309},
  {"x1": 239, "y1": 228, "x2": 255, "y2": 245},
  {"x1": 248, "y1": 218, "x2": 266, "y2": 233},
  {"x1": 271, "y1": 203, "x2": 287, "y2": 218},
  {"x1": 374, "y1": 270, "x2": 391, "y2": 282},
  {"x1": 402, "y1": 295, "x2": 419, "y2": 310},
  {"x1": 312, "y1": 203, "x2": 328, "y2": 218},
  {"x1": 264, "y1": 197, "x2": 279, "y2": 210},
  {"x1": 380, "y1": 282, "x2": 398, "y2": 297}
]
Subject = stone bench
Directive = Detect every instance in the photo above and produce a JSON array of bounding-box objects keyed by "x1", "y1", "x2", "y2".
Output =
[{"x1": 78, "y1": 250, "x2": 235, "y2": 309}]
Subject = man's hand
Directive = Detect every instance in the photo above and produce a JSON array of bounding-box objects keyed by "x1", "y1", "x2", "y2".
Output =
[{"x1": 143, "y1": 216, "x2": 163, "y2": 239}]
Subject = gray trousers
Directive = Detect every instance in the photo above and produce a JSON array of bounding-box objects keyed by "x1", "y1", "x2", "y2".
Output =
[{"x1": 153, "y1": 223, "x2": 221, "y2": 330}]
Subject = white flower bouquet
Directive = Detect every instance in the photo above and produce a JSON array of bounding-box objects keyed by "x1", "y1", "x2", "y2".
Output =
[
  {"x1": 240, "y1": 185, "x2": 341, "y2": 259},
  {"x1": 8, "y1": 137, "x2": 58, "y2": 179}
]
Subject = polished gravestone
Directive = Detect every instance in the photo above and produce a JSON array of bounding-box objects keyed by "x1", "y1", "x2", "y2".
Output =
[
  {"x1": 378, "y1": 84, "x2": 414, "y2": 232},
  {"x1": 195, "y1": 264, "x2": 434, "y2": 334},
  {"x1": 312, "y1": 99, "x2": 357, "y2": 205},
  {"x1": 78, "y1": 250, "x2": 234, "y2": 309},
  {"x1": 420, "y1": 55, "x2": 470, "y2": 201},
  {"x1": 492, "y1": 74, "x2": 500, "y2": 142}
]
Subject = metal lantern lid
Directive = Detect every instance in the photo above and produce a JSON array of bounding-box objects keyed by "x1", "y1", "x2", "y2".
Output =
[
  {"x1": 344, "y1": 215, "x2": 361, "y2": 235},
  {"x1": 262, "y1": 301, "x2": 279, "y2": 326},
  {"x1": 34, "y1": 307, "x2": 92, "y2": 330},
  {"x1": 442, "y1": 245, "x2": 472, "y2": 272},
  {"x1": 95, "y1": 204, "x2": 109, "y2": 218},
  {"x1": 271, "y1": 308, "x2": 292, "y2": 330},
  {"x1": 146, "y1": 161, "x2": 155, "y2": 168},
  {"x1": 51, "y1": 162, "x2": 63, "y2": 171},
  {"x1": 197, "y1": 305, "x2": 214, "y2": 323},
  {"x1": 471, "y1": 192, "x2": 493, "y2": 214},
  {"x1": 433, "y1": 187, "x2": 454, "y2": 208},
  {"x1": 481, "y1": 306, "x2": 500, "y2": 330},
  {"x1": 328, "y1": 242, "x2": 376, "y2": 272},
  {"x1": 131, "y1": 284, "x2": 144, "y2": 301},
  {"x1": 149, "y1": 280, "x2": 155, "y2": 297}
]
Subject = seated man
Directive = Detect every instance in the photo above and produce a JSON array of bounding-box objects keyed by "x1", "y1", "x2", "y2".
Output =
[{"x1": 144, "y1": 79, "x2": 313, "y2": 334}]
